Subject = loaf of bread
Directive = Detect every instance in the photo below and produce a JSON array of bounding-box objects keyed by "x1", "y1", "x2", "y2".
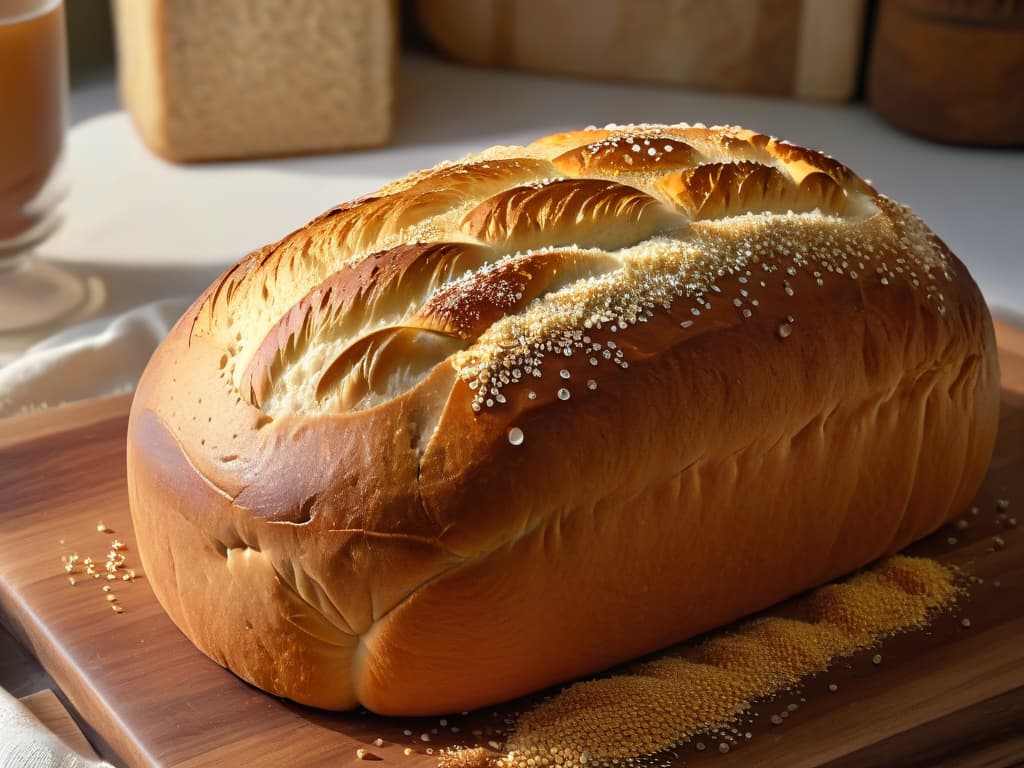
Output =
[
  {"x1": 127, "y1": 124, "x2": 1000, "y2": 715},
  {"x1": 112, "y1": 0, "x2": 396, "y2": 162}
]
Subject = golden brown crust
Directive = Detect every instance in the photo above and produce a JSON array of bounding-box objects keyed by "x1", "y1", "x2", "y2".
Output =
[
  {"x1": 655, "y1": 162, "x2": 851, "y2": 219},
  {"x1": 552, "y1": 136, "x2": 704, "y2": 176},
  {"x1": 460, "y1": 178, "x2": 683, "y2": 252},
  {"x1": 127, "y1": 123, "x2": 1000, "y2": 715}
]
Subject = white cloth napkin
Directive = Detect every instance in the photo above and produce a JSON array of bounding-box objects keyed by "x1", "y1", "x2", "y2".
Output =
[
  {"x1": 0, "y1": 688, "x2": 113, "y2": 768},
  {"x1": 0, "y1": 297, "x2": 191, "y2": 418}
]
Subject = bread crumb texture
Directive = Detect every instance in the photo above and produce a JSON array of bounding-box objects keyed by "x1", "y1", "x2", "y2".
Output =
[{"x1": 439, "y1": 556, "x2": 958, "y2": 768}]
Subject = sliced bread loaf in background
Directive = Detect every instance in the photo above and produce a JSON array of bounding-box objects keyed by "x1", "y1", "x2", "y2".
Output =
[{"x1": 113, "y1": 0, "x2": 397, "y2": 162}]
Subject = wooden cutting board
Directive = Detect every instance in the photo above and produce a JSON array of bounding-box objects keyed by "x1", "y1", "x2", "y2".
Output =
[{"x1": 1, "y1": 322, "x2": 1023, "y2": 768}]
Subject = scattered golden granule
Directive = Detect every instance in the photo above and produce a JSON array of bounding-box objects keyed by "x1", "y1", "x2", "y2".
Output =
[
  {"x1": 61, "y1": 523, "x2": 139, "y2": 614},
  {"x1": 439, "y1": 748, "x2": 500, "y2": 768},
  {"x1": 451, "y1": 556, "x2": 956, "y2": 768}
]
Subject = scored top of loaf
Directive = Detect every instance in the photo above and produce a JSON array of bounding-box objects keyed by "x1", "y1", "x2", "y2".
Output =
[{"x1": 188, "y1": 123, "x2": 954, "y2": 421}]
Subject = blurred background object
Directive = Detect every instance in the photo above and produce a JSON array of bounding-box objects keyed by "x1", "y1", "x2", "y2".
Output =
[
  {"x1": 64, "y1": 0, "x2": 114, "y2": 84},
  {"x1": 0, "y1": 0, "x2": 95, "y2": 333},
  {"x1": 414, "y1": 0, "x2": 868, "y2": 102},
  {"x1": 57, "y1": 0, "x2": 1024, "y2": 150},
  {"x1": 109, "y1": 0, "x2": 398, "y2": 162},
  {"x1": 868, "y1": 0, "x2": 1024, "y2": 146}
]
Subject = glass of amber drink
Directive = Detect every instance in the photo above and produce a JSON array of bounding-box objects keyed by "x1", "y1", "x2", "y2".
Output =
[{"x1": 0, "y1": 0, "x2": 84, "y2": 332}]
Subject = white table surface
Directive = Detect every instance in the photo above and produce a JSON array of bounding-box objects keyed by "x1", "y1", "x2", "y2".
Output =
[{"x1": 7, "y1": 52, "x2": 1024, "y2": 361}]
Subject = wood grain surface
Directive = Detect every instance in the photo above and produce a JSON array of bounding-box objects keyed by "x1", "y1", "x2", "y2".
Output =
[
  {"x1": 0, "y1": 323, "x2": 1022, "y2": 768},
  {"x1": 20, "y1": 688, "x2": 101, "y2": 760}
]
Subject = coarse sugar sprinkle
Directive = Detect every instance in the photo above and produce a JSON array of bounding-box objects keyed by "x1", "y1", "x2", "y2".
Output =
[{"x1": 439, "y1": 556, "x2": 958, "y2": 768}]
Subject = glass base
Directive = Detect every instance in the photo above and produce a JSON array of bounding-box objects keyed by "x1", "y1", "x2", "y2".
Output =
[{"x1": 0, "y1": 255, "x2": 86, "y2": 333}]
